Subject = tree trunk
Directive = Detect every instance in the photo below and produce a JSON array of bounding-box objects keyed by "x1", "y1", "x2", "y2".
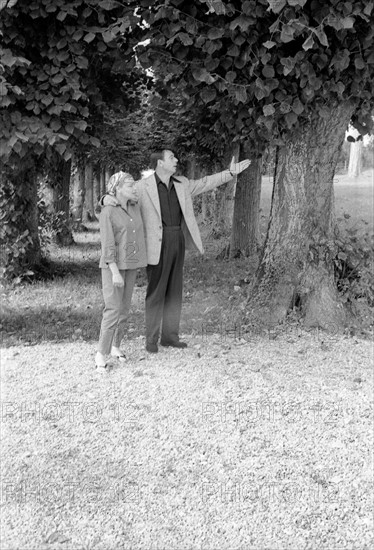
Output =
[
  {"x1": 83, "y1": 161, "x2": 94, "y2": 222},
  {"x1": 105, "y1": 166, "x2": 114, "y2": 189},
  {"x1": 71, "y1": 155, "x2": 86, "y2": 230},
  {"x1": 93, "y1": 164, "x2": 101, "y2": 218},
  {"x1": 249, "y1": 101, "x2": 356, "y2": 331},
  {"x1": 186, "y1": 155, "x2": 196, "y2": 180},
  {"x1": 201, "y1": 192, "x2": 208, "y2": 223},
  {"x1": 100, "y1": 166, "x2": 106, "y2": 197},
  {"x1": 347, "y1": 140, "x2": 363, "y2": 177},
  {"x1": 230, "y1": 141, "x2": 262, "y2": 258},
  {"x1": 0, "y1": 157, "x2": 41, "y2": 278},
  {"x1": 44, "y1": 153, "x2": 74, "y2": 246},
  {"x1": 220, "y1": 143, "x2": 238, "y2": 234}
]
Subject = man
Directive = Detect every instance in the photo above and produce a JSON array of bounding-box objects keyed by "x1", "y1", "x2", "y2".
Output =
[{"x1": 102, "y1": 150, "x2": 251, "y2": 353}]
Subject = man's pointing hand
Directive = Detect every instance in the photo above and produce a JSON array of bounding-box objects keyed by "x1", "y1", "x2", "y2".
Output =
[{"x1": 229, "y1": 156, "x2": 251, "y2": 175}]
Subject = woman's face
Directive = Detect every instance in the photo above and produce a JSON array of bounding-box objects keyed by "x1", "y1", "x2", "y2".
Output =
[{"x1": 116, "y1": 177, "x2": 138, "y2": 205}]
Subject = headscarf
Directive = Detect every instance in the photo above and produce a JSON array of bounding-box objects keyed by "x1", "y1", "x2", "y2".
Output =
[{"x1": 107, "y1": 171, "x2": 133, "y2": 195}]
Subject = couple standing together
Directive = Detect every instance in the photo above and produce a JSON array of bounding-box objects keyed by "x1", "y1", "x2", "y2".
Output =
[{"x1": 95, "y1": 149, "x2": 251, "y2": 370}]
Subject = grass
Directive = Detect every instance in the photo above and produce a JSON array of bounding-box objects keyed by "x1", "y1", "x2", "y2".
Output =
[{"x1": 1, "y1": 170, "x2": 373, "y2": 348}]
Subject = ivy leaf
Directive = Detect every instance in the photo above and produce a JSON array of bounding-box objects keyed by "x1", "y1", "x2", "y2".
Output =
[
  {"x1": 201, "y1": 87, "x2": 217, "y2": 103},
  {"x1": 84, "y1": 33, "x2": 95, "y2": 43},
  {"x1": 226, "y1": 71, "x2": 236, "y2": 83},
  {"x1": 50, "y1": 120, "x2": 61, "y2": 131},
  {"x1": 90, "y1": 137, "x2": 101, "y2": 147},
  {"x1": 314, "y1": 28, "x2": 329, "y2": 47},
  {"x1": 285, "y1": 111, "x2": 298, "y2": 127},
  {"x1": 1, "y1": 49, "x2": 17, "y2": 67},
  {"x1": 178, "y1": 32, "x2": 193, "y2": 46},
  {"x1": 302, "y1": 35, "x2": 314, "y2": 50},
  {"x1": 266, "y1": 0, "x2": 287, "y2": 14},
  {"x1": 332, "y1": 50, "x2": 350, "y2": 71},
  {"x1": 262, "y1": 65, "x2": 275, "y2": 78},
  {"x1": 76, "y1": 57, "x2": 89, "y2": 69},
  {"x1": 235, "y1": 87, "x2": 247, "y2": 103},
  {"x1": 263, "y1": 41, "x2": 276, "y2": 49},
  {"x1": 41, "y1": 95, "x2": 53, "y2": 106},
  {"x1": 280, "y1": 25, "x2": 295, "y2": 43},
  {"x1": 263, "y1": 104, "x2": 275, "y2": 116},
  {"x1": 192, "y1": 67, "x2": 216, "y2": 84},
  {"x1": 56, "y1": 11, "x2": 67, "y2": 22},
  {"x1": 280, "y1": 56, "x2": 296, "y2": 75},
  {"x1": 292, "y1": 98, "x2": 304, "y2": 115},
  {"x1": 207, "y1": 28, "x2": 224, "y2": 40},
  {"x1": 341, "y1": 17, "x2": 355, "y2": 29},
  {"x1": 230, "y1": 16, "x2": 252, "y2": 32},
  {"x1": 1, "y1": 0, "x2": 18, "y2": 8},
  {"x1": 354, "y1": 57, "x2": 365, "y2": 70},
  {"x1": 99, "y1": 0, "x2": 117, "y2": 9},
  {"x1": 206, "y1": 0, "x2": 226, "y2": 15},
  {"x1": 363, "y1": 2, "x2": 373, "y2": 16},
  {"x1": 287, "y1": 0, "x2": 308, "y2": 7},
  {"x1": 319, "y1": 106, "x2": 331, "y2": 119},
  {"x1": 102, "y1": 30, "x2": 115, "y2": 43},
  {"x1": 367, "y1": 51, "x2": 374, "y2": 64}
]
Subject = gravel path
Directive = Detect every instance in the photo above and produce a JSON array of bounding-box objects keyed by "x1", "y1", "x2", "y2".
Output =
[{"x1": 1, "y1": 330, "x2": 373, "y2": 550}]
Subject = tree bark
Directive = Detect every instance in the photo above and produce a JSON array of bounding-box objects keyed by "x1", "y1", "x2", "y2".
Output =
[
  {"x1": 71, "y1": 155, "x2": 86, "y2": 230},
  {"x1": 105, "y1": 166, "x2": 114, "y2": 189},
  {"x1": 44, "y1": 153, "x2": 74, "y2": 246},
  {"x1": 347, "y1": 140, "x2": 363, "y2": 177},
  {"x1": 100, "y1": 165, "x2": 106, "y2": 197},
  {"x1": 186, "y1": 155, "x2": 196, "y2": 180},
  {"x1": 93, "y1": 164, "x2": 101, "y2": 217},
  {"x1": 83, "y1": 161, "x2": 94, "y2": 222},
  {"x1": 0, "y1": 157, "x2": 41, "y2": 277},
  {"x1": 249, "y1": 101, "x2": 356, "y2": 331},
  {"x1": 230, "y1": 141, "x2": 262, "y2": 258},
  {"x1": 220, "y1": 143, "x2": 238, "y2": 234}
]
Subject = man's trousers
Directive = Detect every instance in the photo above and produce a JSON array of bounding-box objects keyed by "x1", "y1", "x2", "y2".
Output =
[
  {"x1": 145, "y1": 227, "x2": 185, "y2": 344},
  {"x1": 98, "y1": 268, "x2": 137, "y2": 355}
]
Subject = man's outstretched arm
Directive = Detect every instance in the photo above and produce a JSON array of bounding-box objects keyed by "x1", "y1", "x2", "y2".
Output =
[{"x1": 189, "y1": 157, "x2": 251, "y2": 197}]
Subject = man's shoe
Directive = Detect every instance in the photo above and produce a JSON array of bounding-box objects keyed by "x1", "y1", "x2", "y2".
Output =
[
  {"x1": 160, "y1": 340, "x2": 187, "y2": 349},
  {"x1": 146, "y1": 342, "x2": 158, "y2": 353}
]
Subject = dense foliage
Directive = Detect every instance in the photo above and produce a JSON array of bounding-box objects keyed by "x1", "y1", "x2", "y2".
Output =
[
  {"x1": 0, "y1": 0, "x2": 139, "y2": 165},
  {"x1": 135, "y1": 0, "x2": 374, "y2": 146}
]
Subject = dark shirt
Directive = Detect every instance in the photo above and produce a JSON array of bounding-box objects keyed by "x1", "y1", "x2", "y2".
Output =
[{"x1": 155, "y1": 173, "x2": 182, "y2": 227}]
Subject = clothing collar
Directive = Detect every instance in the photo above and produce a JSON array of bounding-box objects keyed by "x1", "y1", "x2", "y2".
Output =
[{"x1": 155, "y1": 172, "x2": 177, "y2": 187}]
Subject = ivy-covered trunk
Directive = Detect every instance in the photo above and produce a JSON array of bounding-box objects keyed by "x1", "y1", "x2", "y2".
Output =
[
  {"x1": 45, "y1": 154, "x2": 74, "y2": 246},
  {"x1": 83, "y1": 161, "x2": 94, "y2": 222},
  {"x1": 71, "y1": 155, "x2": 86, "y2": 230},
  {"x1": 0, "y1": 158, "x2": 41, "y2": 278},
  {"x1": 249, "y1": 102, "x2": 356, "y2": 330},
  {"x1": 230, "y1": 141, "x2": 262, "y2": 258}
]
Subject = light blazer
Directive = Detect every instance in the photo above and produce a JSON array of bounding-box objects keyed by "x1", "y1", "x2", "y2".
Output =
[{"x1": 135, "y1": 169, "x2": 234, "y2": 265}]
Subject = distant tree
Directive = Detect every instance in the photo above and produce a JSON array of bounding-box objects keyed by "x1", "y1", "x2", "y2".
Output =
[{"x1": 348, "y1": 140, "x2": 363, "y2": 178}]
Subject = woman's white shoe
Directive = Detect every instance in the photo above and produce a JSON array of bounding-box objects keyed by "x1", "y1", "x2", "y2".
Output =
[
  {"x1": 110, "y1": 347, "x2": 127, "y2": 361},
  {"x1": 95, "y1": 352, "x2": 107, "y2": 371}
]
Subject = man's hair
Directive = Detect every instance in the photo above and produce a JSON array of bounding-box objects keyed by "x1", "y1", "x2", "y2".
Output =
[{"x1": 149, "y1": 150, "x2": 166, "y2": 170}]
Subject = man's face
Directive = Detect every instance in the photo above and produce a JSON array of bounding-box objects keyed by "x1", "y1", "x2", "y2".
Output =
[{"x1": 160, "y1": 150, "x2": 178, "y2": 174}]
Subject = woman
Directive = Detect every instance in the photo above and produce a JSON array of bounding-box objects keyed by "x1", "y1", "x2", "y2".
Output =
[{"x1": 95, "y1": 171, "x2": 147, "y2": 371}]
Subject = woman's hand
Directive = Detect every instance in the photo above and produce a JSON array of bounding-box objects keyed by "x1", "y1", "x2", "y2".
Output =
[{"x1": 112, "y1": 273, "x2": 124, "y2": 287}]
